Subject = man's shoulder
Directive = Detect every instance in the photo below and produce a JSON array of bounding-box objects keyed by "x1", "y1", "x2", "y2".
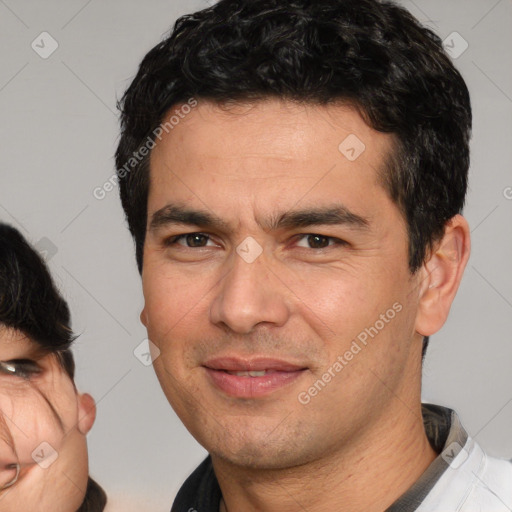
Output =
[
  {"x1": 479, "y1": 453, "x2": 512, "y2": 495},
  {"x1": 459, "y1": 451, "x2": 512, "y2": 511},
  {"x1": 421, "y1": 438, "x2": 512, "y2": 512}
]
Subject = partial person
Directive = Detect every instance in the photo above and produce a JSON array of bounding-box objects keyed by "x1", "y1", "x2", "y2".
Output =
[
  {"x1": 0, "y1": 223, "x2": 107, "y2": 511},
  {"x1": 115, "y1": 0, "x2": 512, "y2": 510}
]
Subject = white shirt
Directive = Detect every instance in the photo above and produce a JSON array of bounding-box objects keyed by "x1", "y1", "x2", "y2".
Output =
[{"x1": 388, "y1": 404, "x2": 512, "y2": 511}]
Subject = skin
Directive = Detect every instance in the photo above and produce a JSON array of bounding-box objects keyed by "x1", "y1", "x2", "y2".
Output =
[
  {"x1": 141, "y1": 99, "x2": 470, "y2": 511},
  {"x1": 0, "y1": 327, "x2": 96, "y2": 511}
]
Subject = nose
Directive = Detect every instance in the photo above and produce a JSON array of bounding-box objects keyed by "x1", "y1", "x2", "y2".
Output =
[{"x1": 210, "y1": 249, "x2": 290, "y2": 334}]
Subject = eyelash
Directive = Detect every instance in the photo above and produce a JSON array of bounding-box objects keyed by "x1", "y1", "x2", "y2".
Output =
[
  {"x1": 0, "y1": 359, "x2": 42, "y2": 379},
  {"x1": 164, "y1": 233, "x2": 347, "y2": 249}
]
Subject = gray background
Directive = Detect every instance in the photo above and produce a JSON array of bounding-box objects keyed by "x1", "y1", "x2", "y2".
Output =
[{"x1": 0, "y1": 0, "x2": 511, "y2": 510}]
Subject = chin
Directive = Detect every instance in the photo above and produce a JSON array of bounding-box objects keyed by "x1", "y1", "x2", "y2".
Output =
[
  {"x1": 211, "y1": 442, "x2": 317, "y2": 471},
  {"x1": 199, "y1": 419, "x2": 321, "y2": 471}
]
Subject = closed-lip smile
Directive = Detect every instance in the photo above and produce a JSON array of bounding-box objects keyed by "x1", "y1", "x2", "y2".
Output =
[{"x1": 202, "y1": 356, "x2": 308, "y2": 398}]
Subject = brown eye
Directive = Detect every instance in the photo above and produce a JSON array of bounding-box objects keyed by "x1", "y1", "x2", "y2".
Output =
[
  {"x1": 306, "y1": 234, "x2": 330, "y2": 249},
  {"x1": 165, "y1": 233, "x2": 213, "y2": 248},
  {"x1": 295, "y1": 234, "x2": 346, "y2": 249},
  {"x1": 184, "y1": 233, "x2": 210, "y2": 247}
]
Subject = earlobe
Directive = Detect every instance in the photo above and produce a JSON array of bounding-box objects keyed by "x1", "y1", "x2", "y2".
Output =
[
  {"x1": 415, "y1": 215, "x2": 470, "y2": 337},
  {"x1": 77, "y1": 393, "x2": 96, "y2": 435},
  {"x1": 140, "y1": 306, "x2": 148, "y2": 327}
]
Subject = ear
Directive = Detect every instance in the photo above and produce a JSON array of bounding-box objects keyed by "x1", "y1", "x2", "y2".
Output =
[
  {"x1": 140, "y1": 306, "x2": 148, "y2": 327},
  {"x1": 77, "y1": 393, "x2": 96, "y2": 435},
  {"x1": 415, "y1": 214, "x2": 470, "y2": 337}
]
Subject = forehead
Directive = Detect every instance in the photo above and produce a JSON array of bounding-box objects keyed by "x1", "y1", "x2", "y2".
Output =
[
  {"x1": 147, "y1": 99, "x2": 396, "y2": 225},
  {"x1": 152, "y1": 98, "x2": 392, "y2": 165},
  {"x1": 0, "y1": 327, "x2": 47, "y2": 360}
]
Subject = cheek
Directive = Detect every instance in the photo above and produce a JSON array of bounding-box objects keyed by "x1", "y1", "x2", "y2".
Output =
[
  {"x1": 286, "y1": 265, "x2": 375, "y2": 338},
  {"x1": 0, "y1": 393, "x2": 60, "y2": 464},
  {"x1": 142, "y1": 265, "x2": 212, "y2": 339},
  {"x1": 287, "y1": 262, "x2": 412, "y2": 371},
  {"x1": 0, "y1": 383, "x2": 79, "y2": 465}
]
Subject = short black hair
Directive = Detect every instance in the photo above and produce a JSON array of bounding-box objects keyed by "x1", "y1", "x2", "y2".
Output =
[
  {"x1": 0, "y1": 223, "x2": 107, "y2": 511},
  {"x1": 116, "y1": 0, "x2": 471, "y2": 277},
  {"x1": 0, "y1": 223, "x2": 76, "y2": 372}
]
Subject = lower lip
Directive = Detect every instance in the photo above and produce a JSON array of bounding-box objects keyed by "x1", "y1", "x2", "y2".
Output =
[{"x1": 204, "y1": 368, "x2": 305, "y2": 398}]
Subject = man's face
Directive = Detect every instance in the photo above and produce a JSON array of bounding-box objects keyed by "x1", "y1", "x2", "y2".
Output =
[
  {"x1": 0, "y1": 328, "x2": 93, "y2": 511},
  {"x1": 141, "y1": 100, "x2": 426, "y2": 469}
]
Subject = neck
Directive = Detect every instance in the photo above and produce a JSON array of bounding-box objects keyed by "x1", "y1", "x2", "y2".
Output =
[{"x1": 214, "y1": 400, "x2": 437, "y2": 512}]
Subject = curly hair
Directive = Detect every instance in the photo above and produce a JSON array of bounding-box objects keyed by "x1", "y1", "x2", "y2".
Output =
[{"x1": 116, "y1": 0, "x2": 471, "y2": 279}]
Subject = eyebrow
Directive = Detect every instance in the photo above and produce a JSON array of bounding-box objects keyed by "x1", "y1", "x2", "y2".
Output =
[{"x1": 149, "y1": 203, "x2": 370, "y2": 233}]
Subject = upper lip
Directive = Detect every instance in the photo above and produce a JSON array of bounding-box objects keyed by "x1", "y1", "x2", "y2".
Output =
[{"x1": 203, "y1": 357, "x2": 306, "y2": 372}]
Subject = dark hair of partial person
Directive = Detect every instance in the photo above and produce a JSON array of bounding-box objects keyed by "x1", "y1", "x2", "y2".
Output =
[
  {"x1": 0, "y1": 222, "x2": 107, "y2": 511},
  {"x1": 76, "y1": 477, "x2": 108, "y2": 512},
  {"x1": 115, "y1": 0, "x2": 472, "y2": 359}
]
